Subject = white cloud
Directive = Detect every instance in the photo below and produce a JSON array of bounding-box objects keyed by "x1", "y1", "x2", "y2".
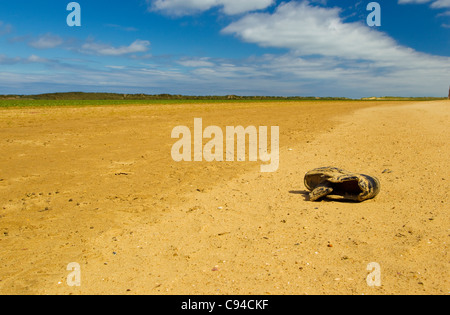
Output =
[
  {"x1": 0, "y1": 49, "x2": 447, "y2": 97},
  {"x1": 437, "y1": 10, "x2": 450, "y2": 15},
  {"x1": 81, "y1": 39, "x2": 150, "y2": 56},
  {"x1": 430, "y1": 0, "x2": 450, "y2": 8},
  {"x1": 29, "y1": 33, "x2": 64, "y2": 49},
  {"x1": 0, "y1": 54, "x2": 21, "y2": 65},
  {"x1": 177, "y1": 57, "x2": 215, "y2": 67},
  {"x1": 398, "y1": 0, "x2": 432, "y2": 4},
  {"x1": 27, "y1": 55, "x2": 49, "y2": 63},
  {"x1": 222, "y1": 1, "x2": 450, "y2": 96},
  {"x1": 223, "y1": 2, "x2": 409, "y2": 62},
  {"x1": 105, "y1": 65, "x2": 126, "y2": 70},
  {"x1": 0, "y1": 54, "x2": 54, "y2": 65},
  {"x1": 148, "y1": 0, "x2": 275, "y2": 16},
  {"x1": 399, "y1": 0, "x2": 450, "y2": 8}
]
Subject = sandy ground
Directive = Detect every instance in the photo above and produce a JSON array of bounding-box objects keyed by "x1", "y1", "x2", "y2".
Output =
[{"x1": 0, "y1": 100, "x2": 448, "y2": 295}]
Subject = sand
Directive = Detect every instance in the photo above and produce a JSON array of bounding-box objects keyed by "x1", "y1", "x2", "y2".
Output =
[{"x1": 0, "y1": 100, "x2": 448, "y2": 295}]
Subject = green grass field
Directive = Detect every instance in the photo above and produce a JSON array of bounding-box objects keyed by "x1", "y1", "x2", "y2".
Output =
[
  {"x1": 0, "y1": 94, "x2": 445, "y2": 108},
  {"x1": 0, "y1": 99, "x2": 234, "y2": 108},
  {"x1": 0, "y1": 98, "x2": 349, "y2": 108}
]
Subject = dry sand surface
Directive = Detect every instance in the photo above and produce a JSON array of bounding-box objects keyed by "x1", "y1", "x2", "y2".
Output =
[{"x1": 0, "y1": 100, "x2": 448, "y2": 295}]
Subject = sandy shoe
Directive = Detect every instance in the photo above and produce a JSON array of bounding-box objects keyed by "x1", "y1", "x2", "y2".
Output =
[{"x1": 304, "y1": 167, "x2": 380, "y2": 202}]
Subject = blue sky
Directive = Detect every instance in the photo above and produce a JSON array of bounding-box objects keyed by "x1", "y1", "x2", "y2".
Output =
[{"x1": 0, "y1": 0, "x2": 449, "y2": 98}]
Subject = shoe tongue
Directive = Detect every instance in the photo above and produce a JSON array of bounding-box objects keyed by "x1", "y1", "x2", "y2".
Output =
[{"x1": 309, "y1": 182, "x2": 334, "y2": 201}]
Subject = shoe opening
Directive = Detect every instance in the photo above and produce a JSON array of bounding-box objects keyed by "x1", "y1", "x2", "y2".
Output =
[{"x1": 331, "y1": 180, "x2": 363, "y2": 197}]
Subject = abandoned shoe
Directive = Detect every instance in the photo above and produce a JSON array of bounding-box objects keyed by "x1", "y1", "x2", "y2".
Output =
[{"x1": 304, "y1": 167, "x2": 380, "y2": 202}]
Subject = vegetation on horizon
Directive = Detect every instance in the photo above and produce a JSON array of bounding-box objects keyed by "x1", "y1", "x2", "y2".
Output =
[
  {"x1": 0, "y1": 92, "x2": 445, "y2": 108},
  {"x1": 0, "y1": 92, "x2": 351, "y2": 101}
]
